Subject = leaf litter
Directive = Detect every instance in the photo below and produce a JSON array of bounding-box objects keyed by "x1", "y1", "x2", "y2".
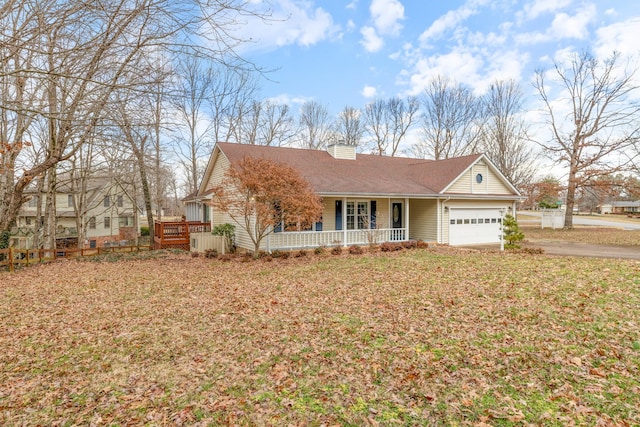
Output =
[{"x1": 1, "y1": 249, "x2": 639, "y2": 425}]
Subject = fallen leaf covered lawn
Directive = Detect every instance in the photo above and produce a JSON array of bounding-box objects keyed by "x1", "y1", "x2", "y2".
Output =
[{"x1": 1, "y1": 249, "x2": 639, "y2": 426}]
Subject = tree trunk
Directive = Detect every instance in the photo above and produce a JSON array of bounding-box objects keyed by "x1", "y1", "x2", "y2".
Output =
[
  {"x1": 564, "y1": 168, "x2": 578, "y2": 229},
  {"x1": 43, "y1": 169, "x2": 57, "y2": 250}
]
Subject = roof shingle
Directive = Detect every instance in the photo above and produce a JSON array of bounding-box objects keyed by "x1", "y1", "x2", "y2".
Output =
[{"x1": 216, "y1": 142, "x2": 483, "y2": 196}]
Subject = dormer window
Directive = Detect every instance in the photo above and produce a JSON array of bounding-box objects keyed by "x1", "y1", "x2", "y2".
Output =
[{"x1": 476, "y1": 173, "x2": 483, "y2": 184}]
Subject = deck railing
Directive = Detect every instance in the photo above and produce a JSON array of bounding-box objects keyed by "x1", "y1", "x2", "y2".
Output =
[
  {"x1": 153, "y1": 221, "x2": 211, "y2": 250},
  {"x1": 267, "y1": 228, "x2": 406, "y2": 251}
]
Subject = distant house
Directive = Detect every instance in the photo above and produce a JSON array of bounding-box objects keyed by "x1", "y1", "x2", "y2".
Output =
[
  {"x1": 598, "y1": 201, "x2": 640, "y2": 215},
  {"x1": 13, "y1": 177, "x2": 137, "y2": 249},
  {"x1": 185, "y1": 142, "x2": 522, "y2": 252}
]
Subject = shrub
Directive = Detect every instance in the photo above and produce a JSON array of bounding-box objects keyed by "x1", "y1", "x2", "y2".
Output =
[
  {"x1": 296, "y1": 249, "x2": 308, "y2": 258},
  {"x1": 348, "y1": 245, "x2": 364, "y2": 255},
  {"x1": 314, "y1": 245, "x2": 326, "y2": 255},
  {"x1": 191, "y1": 251, "x2": 200, "y2": 258},
  {"x1": 212, "y1": 223, "x2": 236, "y2": 253},
  {"x1": 219, "y1": 254, "x2": 232, "y2": 262},
  {"x1": 204, "y1": 248, "x2": 218, "y2": 259},
  {"x1": 416, "y1": 240, "x2": 429, "y2": 249},
  {"x1": 403, "y1": 240, "x2": 417, "y2": 250},
  {"x1": 331, "y1": 246, "x2": 342, "y2": 255},
  {"x1": 503, "y1": 214, "x2": 525, "y2": 249},
  {"x1": 140, "y1": 226, "x2": 150, "y2": 236},
  {"x1": 380, "y1": 242, "x2": 403, "y2": 252}
]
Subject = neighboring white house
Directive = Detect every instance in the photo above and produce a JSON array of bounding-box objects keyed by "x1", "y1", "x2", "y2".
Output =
[
  {"x1": 185, "y1": 142, "x2": 522, "y2": 252},
  {"x1": 13, "y1": 176, "x2": 138, "y2": 249}
]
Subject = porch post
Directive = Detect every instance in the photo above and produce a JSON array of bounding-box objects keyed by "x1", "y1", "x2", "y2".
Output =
[
  {"x1": 342, "y1": 197, "x2": 347, "y2": 247},
  {"x1": 405, "y1": 198, "x2": 409, "y2": 241}
]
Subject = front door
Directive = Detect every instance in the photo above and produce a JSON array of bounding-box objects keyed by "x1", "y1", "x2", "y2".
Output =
[{"x1": 392, "y1": 202, "x2": 402, "y2": 228}]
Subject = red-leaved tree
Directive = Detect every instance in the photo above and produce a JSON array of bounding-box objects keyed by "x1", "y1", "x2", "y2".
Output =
[{"x1": 210, "y1": 156, "x2": 323, "y2": 257}]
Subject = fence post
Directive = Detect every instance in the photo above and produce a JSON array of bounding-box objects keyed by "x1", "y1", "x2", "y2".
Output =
[{"x1": 9, "y1": 247, "x2": 14, "y2": 273}]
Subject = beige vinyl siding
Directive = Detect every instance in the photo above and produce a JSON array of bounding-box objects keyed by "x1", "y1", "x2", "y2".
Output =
[
  {"x1": 447, "y1": 161, "x2": 513, "y2": 195},
  {"x1": 322, "y1": 197, "x2": 338, "y2": 231},
  {"x1": 327, "y1": 144, "x2": 356, "y2": 160},
  {"x1": 207, "y1": 152, "x2": 231, "y2": 188},
  {"x1": 441, "y1": 205, "x2": 450, "y2": 244},
  {"x1": 471, "y1": 162, "x2": 488, "y2": 194},
  {"x1": 408, "y1": 199, "x2": 437, "y2": 241},
  {"x1": 447, "y1": 169, "x2": 472, "y2": 193},
  {"x1": 447, "y1": 200, "x2": 509, "y2": 209},
  {"x1": 209, "y1": 150, "x2": 232, "y2": 228},
  {"x1": 486, "y1": 169, "x2": 512, "y2": 194}
]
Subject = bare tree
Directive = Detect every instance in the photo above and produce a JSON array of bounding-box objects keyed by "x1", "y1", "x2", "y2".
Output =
[
  {"x1": 534, "y1": 50, "x2": 640, "y2": 228},
  {"x1": 234, "y1": 100, "x2": 293, "y2": 146},
  {"x1": 298, "y1": 101, "x2": 332, "y2": 150},
  {"x1": 479, "y1": 79, "x2": 537, "y2": 189},
  {"x1": 413, "y1": 76, "x2": 483, "y2": 160},
  {"x1": 171, "y1": 55, "x2": 217, "y2": 195},
  {"x1": 365, "y1": 97, "x2": 418, "y2": 156},
  {"x1": 335, "y1": 106, "x2": 364, "y2": 147},
  {"x1": 0, "y1": 0, "x2": 269, "y2": 236}
]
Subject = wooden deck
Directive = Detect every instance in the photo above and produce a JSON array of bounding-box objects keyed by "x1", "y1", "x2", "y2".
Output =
[{"x1": 153, "y1": 221, "x2": 211, "y2": 250}]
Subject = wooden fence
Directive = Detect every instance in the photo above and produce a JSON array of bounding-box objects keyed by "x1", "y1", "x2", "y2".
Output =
[{"x1": 0, "y1": 245, "x2": 152, "y2": 273}]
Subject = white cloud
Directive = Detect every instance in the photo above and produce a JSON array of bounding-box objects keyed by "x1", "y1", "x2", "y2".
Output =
[
  {"x1": 362, "y1": 85, "x2": 378, "y2": 98},
  {"x1": 403, "y1": 49, "x2": 484, "y2": 95},
  {"x1": 346, "y1": 0, "x2": 359, "y2": 10},
  {"x1": 266, "y1": 93, "x2": 310, "y2": 106},
  {"x1": 595, "y1": 17, "x2": 640, "y2": 58},
  {"x1": 548, "y1": 4, "x2": 596, "y2": 39},
  {"x1": 370, "y1": 0, "x2": 405, "y2": 36},
  {"x1": 229, "y1": 0, "x2": 339, "y2": 52},
  {"x1": 360, "y1": 26, "x2": 384, "y2": 52},
  {"x1": 419, "y1": 0, "x2": 488, "y2": 44},
  {"x1": 517, "y1": 0, "x2": 573, "y2": 22},
  {"x1": 515, "y1": 4, "x2": 596, "y2": 45}
]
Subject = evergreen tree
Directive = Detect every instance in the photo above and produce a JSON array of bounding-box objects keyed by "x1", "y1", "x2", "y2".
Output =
[{"x1": 503, "y1": 214, "x2": 524, "y2": 249}]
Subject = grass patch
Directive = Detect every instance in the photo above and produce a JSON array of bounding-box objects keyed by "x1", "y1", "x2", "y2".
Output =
[
  {"x1": 1, "y1": 250, "x2": 639, "y2": 425},
  {"x1": 522, "y1": 226, "x2": 640, "y2": 246}
]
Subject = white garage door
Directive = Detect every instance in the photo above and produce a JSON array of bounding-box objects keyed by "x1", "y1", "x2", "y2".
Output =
[{"x1": 449, "y1": 208, "x2": 502, "y2": 246}]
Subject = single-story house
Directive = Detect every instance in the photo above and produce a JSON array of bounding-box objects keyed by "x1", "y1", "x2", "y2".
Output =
[
  {"x1": 597, "y1": 201, "x2": 640, "y2": 214},
  {"x1": 185, "y1": 142, "x2": 522, "y2": 252}
]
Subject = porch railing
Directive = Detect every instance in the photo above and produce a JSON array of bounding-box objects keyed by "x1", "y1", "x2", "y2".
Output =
[{"x1": 267, "y1": 228, "x2": 406, "y2": 251}]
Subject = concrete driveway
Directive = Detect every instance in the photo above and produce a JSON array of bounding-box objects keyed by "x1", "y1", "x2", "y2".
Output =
[{"x1": 521, "y1": 240, "x2": 640, "y2": 260}]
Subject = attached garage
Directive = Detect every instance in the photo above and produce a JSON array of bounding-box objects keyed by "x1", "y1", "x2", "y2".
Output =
[{"x1": 448, "y1": 208, "x2": 503, "y2": 246}]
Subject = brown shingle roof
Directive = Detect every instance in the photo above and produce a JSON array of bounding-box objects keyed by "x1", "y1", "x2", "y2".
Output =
[{"x1": 216, "y1": 142, "x2": 484, "y2": 196}]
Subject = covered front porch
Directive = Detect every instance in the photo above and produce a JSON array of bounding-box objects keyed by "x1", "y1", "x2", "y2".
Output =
[{"x1": 259, "y1": 196, "x2": 422, "y2": 252}]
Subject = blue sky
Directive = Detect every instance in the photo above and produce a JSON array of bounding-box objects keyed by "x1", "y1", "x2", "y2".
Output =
[{"x1": 232, "y1": 0, "x2": 640, "y2": 116}]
